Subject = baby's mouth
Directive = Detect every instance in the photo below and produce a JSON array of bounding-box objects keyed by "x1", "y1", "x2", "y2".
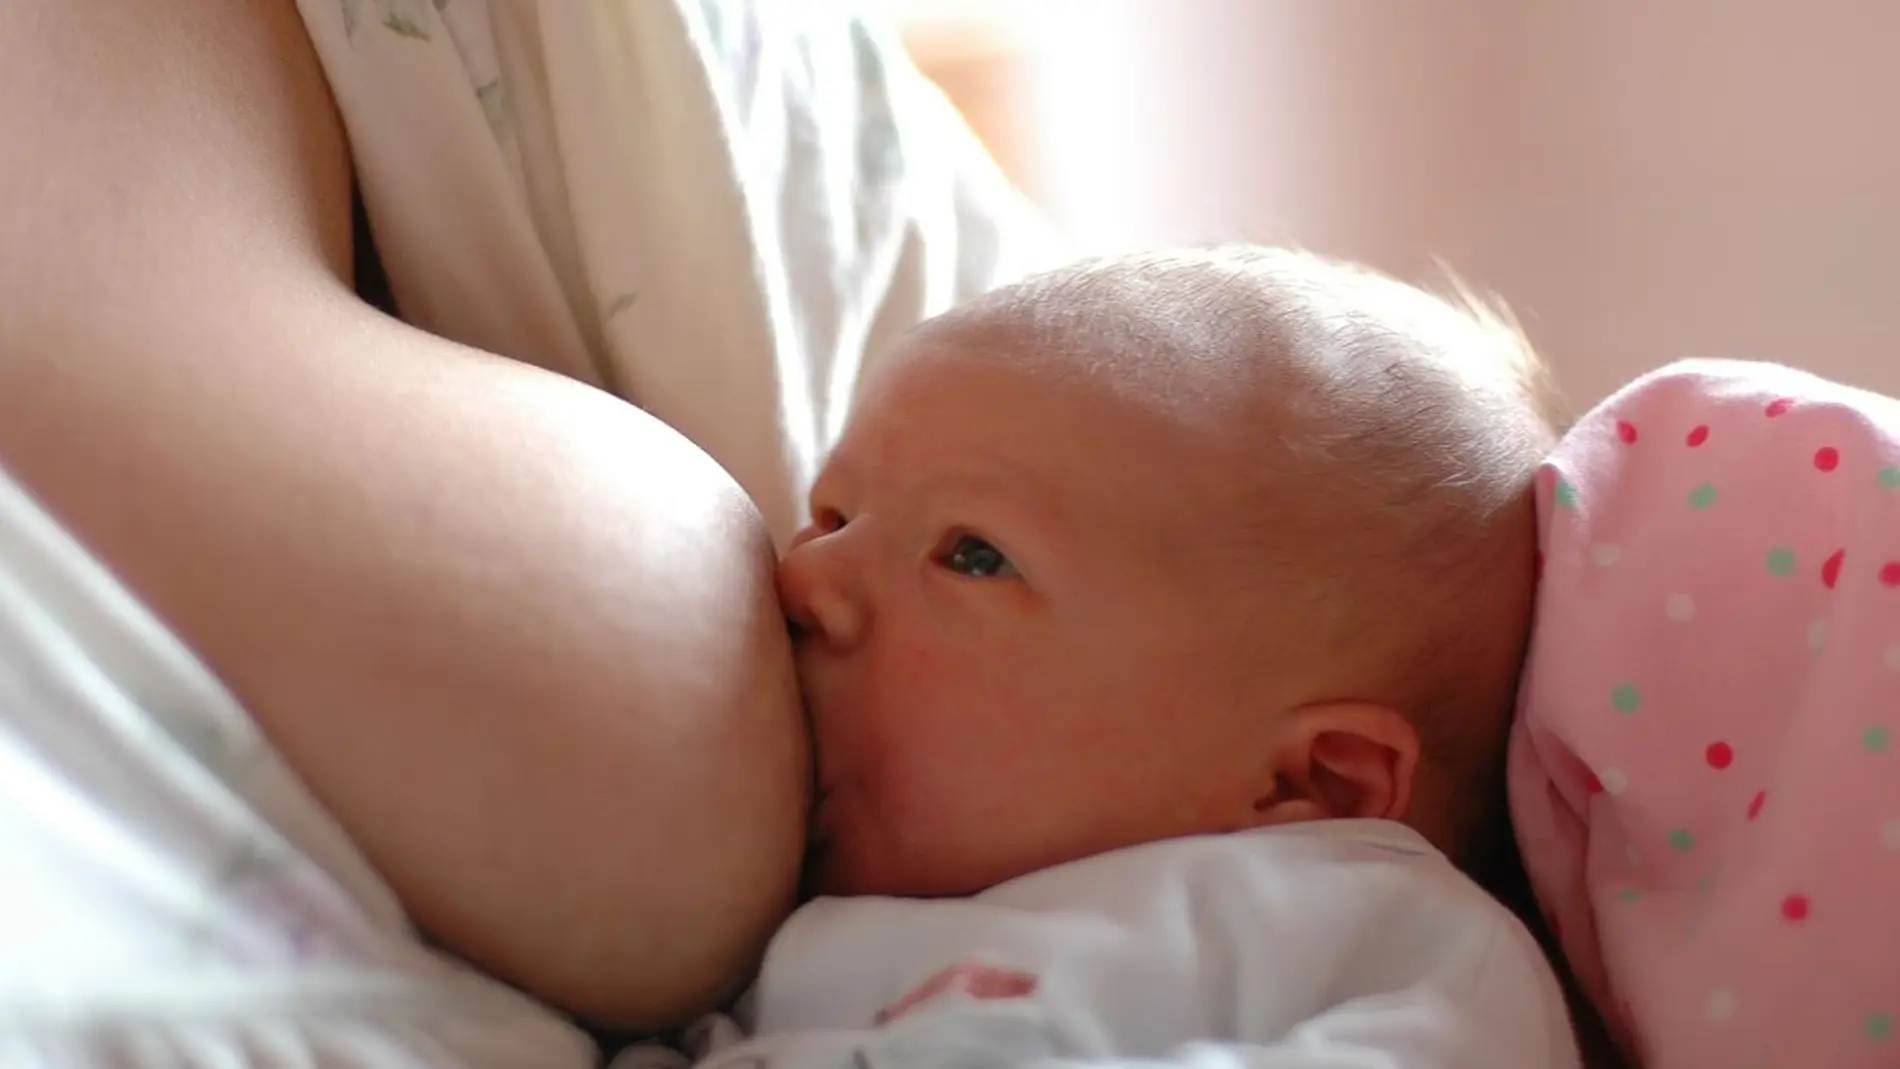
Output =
[
  {"x1": 796, "y1": 843, "x2": 829, "y2": 900},
  {"x1": 798, "y1": 809, "x2": 833, "y2": 900},
  {"x1": 806, "y1": 770, "x2": 838, "y2": 840}
]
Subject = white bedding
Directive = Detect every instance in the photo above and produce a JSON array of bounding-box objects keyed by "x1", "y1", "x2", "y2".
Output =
[{"x1": 301, "y1": 0, "x2": 1063, "y2": 546}]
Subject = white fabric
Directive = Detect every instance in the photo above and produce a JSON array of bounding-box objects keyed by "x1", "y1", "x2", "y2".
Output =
[
  {"x1": 620, "y1": 822, "x2": 1582, "y2": 1069},
  {"x1": 0, "y1": 463, "x2": 593, "y2": 1068},
  {"x1": 297, "y1": 0, "x2": 1062, "y2": 546}
]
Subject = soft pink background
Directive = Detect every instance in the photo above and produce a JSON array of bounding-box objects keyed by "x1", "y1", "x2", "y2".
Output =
[{"x1": 914, "y1": 0, "x2": 1900, "y2": 409}]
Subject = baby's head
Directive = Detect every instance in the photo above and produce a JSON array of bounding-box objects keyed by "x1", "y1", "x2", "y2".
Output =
[{"x1": 781, "y1": 246, "x2": 1559, "y2": 898}]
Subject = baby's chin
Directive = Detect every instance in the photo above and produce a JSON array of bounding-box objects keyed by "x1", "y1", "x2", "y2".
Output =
[
  {"x1": 798, "y1": 797, "x2": 863, "y2": 897},
  {"x1": 799, "y1": 822, "x2": 902, "y2": 898},
  {"x1": 797, "y1": 839, "x2": 874, "y2": 899},
  {"x1": 796, "y1": 841, "x2": 835, "y2": 899},
  {"x1": 801, "y1": 824, "x2": 916, "y2": 898},
  {"x1": 801, "y1": 826, "x2": 1023, "y2": 900}
]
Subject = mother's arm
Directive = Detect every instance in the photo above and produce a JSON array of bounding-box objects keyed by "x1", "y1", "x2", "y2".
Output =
[{"x1": 0, "y1": 0, "x2": 808, "y2": 1028}]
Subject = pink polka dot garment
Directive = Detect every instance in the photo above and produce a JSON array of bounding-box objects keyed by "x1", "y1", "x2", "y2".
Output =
[{"x1": 1510, "y1": 358, "x2": 1900, "y2": 1069}]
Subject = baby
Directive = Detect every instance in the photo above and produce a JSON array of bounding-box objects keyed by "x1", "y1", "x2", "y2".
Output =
[{"x1": 629, "y1": 247, "x2": 1584, "y2": 1069}]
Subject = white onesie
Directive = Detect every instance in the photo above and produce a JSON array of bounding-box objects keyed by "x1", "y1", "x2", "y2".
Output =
[{"x1": 620, "y1": 822, "x2": 1582, "y2": 1069}]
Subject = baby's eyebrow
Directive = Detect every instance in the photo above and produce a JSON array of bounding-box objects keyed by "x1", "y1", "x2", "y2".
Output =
[
  {"x1": 919, "y1": 461, "x2": 1038, "y2": 506},
  {"x1": 932, "y1": 470, "x2": 1074, "y2": 543}
]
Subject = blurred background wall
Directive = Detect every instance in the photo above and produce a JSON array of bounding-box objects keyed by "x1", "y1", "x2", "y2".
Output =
[{"x1": 882, "y1": 0, "x2": 1900, "y2": 410}]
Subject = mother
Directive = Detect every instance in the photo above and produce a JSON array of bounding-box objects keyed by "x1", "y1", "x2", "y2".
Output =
[{"x1": 0, "y1": 0, "x2": 1051, "y2": 1031}]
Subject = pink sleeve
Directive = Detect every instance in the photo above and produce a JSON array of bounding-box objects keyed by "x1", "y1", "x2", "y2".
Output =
[{"x1": 1510, "y1": 358, "x2": 1900, "y2": 1068}]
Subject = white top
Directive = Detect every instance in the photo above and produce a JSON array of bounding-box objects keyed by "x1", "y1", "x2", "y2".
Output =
[
  {"x1": 295, "y1": 0, "x2": 1062, "y2": 547},
  {"x1": 624, "y1": 820, "x2": 1580, "y2": 1069}
]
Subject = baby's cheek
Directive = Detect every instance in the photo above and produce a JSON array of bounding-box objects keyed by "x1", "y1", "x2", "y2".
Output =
[
  {"x1": 867, "y1": 634, "x2": 982, "y2": 750},
  {"x1": 852, "y1": 698, "x2": 992, "y2": 832},
  {"x1": 884, "y1": 627, "x2": 958, "y2": 692},
  {"x1": 866, "y1": 626, "x2": 1050, "y2": 779}
]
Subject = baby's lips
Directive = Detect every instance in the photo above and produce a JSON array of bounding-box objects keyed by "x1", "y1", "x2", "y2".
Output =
[
  {"x1": 797, "y1": 781, "x2": 840, "y2": 894},
  {"x1": 792, "y1": 675, "x2": 820, "y2": 728},
  {"x1": 794, "y1": 840, "x2": 830, "y2": 900}
]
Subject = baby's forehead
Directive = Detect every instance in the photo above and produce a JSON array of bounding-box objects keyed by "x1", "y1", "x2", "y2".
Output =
[
  {"x1": 841, "y1": 357, "x2": 1112, "y2": 498},
  {"x1": 849, "y1": 331, "x2": 1272, "y2": 547},
  {"x1": 884, "y1": 298, "x2": 1291, "y2": 419},
  {"x1": 857, "y1": 327, "x2": 1252, "y2": 468}
]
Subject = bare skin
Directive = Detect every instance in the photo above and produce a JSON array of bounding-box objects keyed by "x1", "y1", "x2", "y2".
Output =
[
  {"x1": 0, "y1": 0, "x2": 807, "y2": 1028},
  {"x1": 781, "y1": 326, "x2": 1424, "y2": 898},
  {"x1": 779, "y1": 249, "x2": 1552, "y2": 898}
]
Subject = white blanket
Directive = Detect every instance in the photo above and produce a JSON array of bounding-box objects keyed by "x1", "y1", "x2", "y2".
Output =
[
  {"x1": 618, "y1": 823, "x2": 1582, "y2": 1069},
  {"x1": 298, "y1": 0, "x2": 1061, "y2": 544}
]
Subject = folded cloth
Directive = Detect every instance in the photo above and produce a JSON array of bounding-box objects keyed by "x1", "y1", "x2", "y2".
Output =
[
  {"x1": 1512, "y1": 358, "x2": 1900, "y2": 1068},
  {"x1": 296, "y1": 0, "x2": 1062, "y2": 544}
]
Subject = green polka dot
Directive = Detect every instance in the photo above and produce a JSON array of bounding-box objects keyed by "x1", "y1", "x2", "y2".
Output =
[
  {"x1": 1554, "y1": 480, "x2": 1579, "y2": 510},
  {"x1": 1865, "y1": 725, "x2": 1891, "y2": 753},
  {"x1": 1611, "y1": 683, "x2": 1642, "y2": 715},
  {"x1": 1881, "y1": 466, "x2": 1900, "y2": 490},
  {"x1": 1688, "y1": 483, "x2": 1717, "y2": 509},
  {"x1": 1616, "y1": 888, "x2": 1644, "y2": 902},
  {"x1": 1766, "y1": 547, "x2": 1798, "y2": 576},
  {"x1": 1867, "y1": 1013, "x2": 1893, "y2": 1042},
  {"x1": 1668, "y1": 829, "x2": 1696, "y2": 852}
]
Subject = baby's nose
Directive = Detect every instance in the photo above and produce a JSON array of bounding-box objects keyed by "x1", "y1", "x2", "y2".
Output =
[{"x1": 778, "y1": 530, "x2": 867, "y2": 651}]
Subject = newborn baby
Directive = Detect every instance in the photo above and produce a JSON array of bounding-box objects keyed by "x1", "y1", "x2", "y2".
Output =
[{"x1": 628, "y1": 248, "x2": 1582, "y2": 1069}]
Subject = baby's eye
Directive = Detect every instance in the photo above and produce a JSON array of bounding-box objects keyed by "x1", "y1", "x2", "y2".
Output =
[{"x1": 940, "y1": 534, "x2": 1017, "y2": 579}]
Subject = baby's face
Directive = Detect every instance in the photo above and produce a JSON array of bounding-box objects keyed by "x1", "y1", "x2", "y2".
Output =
[{"x1": 779, "y1": 337, "x2": 1276, "y2": 897}]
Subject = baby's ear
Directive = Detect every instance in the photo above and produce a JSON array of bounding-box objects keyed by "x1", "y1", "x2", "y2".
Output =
[{"x1": 1245, "y1": 703, "x2": 1418, "y2": 828}]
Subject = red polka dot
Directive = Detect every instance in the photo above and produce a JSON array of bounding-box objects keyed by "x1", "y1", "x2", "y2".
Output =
[
  {"x1": 1747, "y1": 790, "x2": 1766, "y2": 820},
  {"x1": 1686, "y1": 424, "x2": 1710, "y2": 447},
  {"x1": 1782, "y1": 894, "x2": 1810, "y2": 921},
  {"x1": 1706, "y1": 742, "x2": 1734, "y2": 770},
  {"x1": 1766, "y1": 398, "x2": 1795, "y2": 418},
  {"x1": 1616, "y1": 420, "x2": 1639, "y2": 444},
  {"x1": 1585, "y1": 772, "x2": 1604, "y2": 795},
  {"x1": 1824, "y1": 549, "x2": 1846, "y2": 589},
  {"x1": 1882, "y1": 563, "x2": 1900, "y2": 588},
  {"x1": 1815, "y1": 446, "x2": 1841, "y2": 472}
]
